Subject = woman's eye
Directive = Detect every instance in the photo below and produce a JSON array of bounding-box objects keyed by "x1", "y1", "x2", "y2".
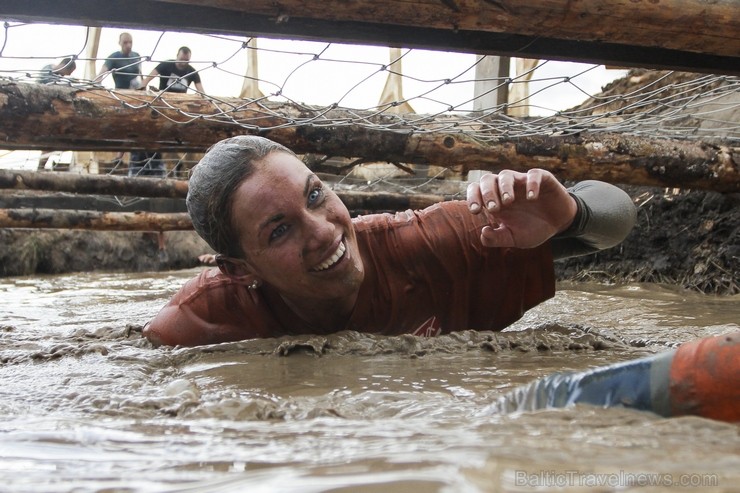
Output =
[
  {"x1": 308, "y1": 186, "x2": 324, "y2": 204},
  {"x1": 270, "y1": 224, "x2": 289, "y2": 241}
]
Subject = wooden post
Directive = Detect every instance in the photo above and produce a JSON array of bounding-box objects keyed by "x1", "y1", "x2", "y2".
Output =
[
  {"x1": 508, "y1": 58, "x2": 540, "y2": 118},
  {"x1": 239, "y1": 38, "x2": 265, "y2": 99},
  {"x1": 83, "y1": 26, "x2": 102, "y2": 80},
  {"x1": 473, "y1": 55, "x2": 510, "y2": 113},
  {"x1": 378, "y1": 47, "x2": 415, "y2": 114}
]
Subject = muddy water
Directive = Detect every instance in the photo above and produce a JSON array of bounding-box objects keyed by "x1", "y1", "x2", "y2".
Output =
[{"x1": 0, "y1": 269, "x2": 738, "y2": 492}]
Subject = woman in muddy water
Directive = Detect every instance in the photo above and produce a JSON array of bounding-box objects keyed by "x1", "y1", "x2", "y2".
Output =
[
  {"x1": 144, "y1": 135, "x2": 636, "y2": 347},
  {"x1": 143, "y1": 137, "x2": 740, "y2": 425}
]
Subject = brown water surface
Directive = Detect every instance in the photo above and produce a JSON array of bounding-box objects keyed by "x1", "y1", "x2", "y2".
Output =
[{"x1": 1, "y1": 269, "x2": 738, "y2": 492}]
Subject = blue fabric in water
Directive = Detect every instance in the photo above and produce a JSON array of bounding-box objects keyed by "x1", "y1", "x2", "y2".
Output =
[{"x1": 523, "y1": 351, "x2": 675, "y2": 415}]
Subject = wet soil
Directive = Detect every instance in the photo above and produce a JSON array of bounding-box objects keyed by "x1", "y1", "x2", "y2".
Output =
[
  {"x1": 556, "y1": 186, "x2": 739, "y2": 295},
  {"x1": 0, "y1": 229, "x2": 210, "y2": 277},
  {"x1": 1, "y1": 186, "x2": 737, "y2": 294}
]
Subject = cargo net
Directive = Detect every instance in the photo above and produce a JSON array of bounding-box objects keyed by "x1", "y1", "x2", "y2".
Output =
[{"x1": 1, "y1": 21, "x2": 739, "y2": 197}]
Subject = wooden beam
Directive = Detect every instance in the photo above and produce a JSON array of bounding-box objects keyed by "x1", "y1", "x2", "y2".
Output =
[
  {"x1": 0, "y1": 188, "x2": 452, "y2": 229},
  {"x1": 0, "y1": 169, "x2": 455, "y2": 211},
  {"x1": 0, "y1": 208, "x2": 193, "y2": 231},
  {"x1": 0, "y1": 0, "x2": 738, "y2": 75},
  {"x1": 0, "y1": 168, "x2": 189, "y2": 198},
  {"x1": 1, "y1": 82, "x2": 737, "y2": 192}
]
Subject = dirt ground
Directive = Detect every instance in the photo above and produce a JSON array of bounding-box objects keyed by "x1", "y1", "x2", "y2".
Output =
[
  {"x1": 1, "y1": 186, "x2": 737, "y2": 295},
  {"x1": 0, "y1": 229, "x2": 210, "y2": 277},
  {"x1": 556, "y1": 185, "x2": 739, "y2": 295}
]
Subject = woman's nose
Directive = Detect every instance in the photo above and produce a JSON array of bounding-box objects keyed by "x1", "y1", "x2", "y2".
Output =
[{"x1": 302, "y1": 211, "x2": 335, "y2": 250}]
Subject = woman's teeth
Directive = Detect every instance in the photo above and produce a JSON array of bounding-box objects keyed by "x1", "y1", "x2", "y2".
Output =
[{"x1": 313, "y1": 241, "x2": 346, "y2": 271}]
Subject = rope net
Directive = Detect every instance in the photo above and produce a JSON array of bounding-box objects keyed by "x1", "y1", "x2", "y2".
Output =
[{"x1": 1, "y1": 21, "x2": 738, "y2": 197}]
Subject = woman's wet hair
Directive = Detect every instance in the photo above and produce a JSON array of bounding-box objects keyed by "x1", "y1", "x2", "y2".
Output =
[{"x1": 187, "y1": 135, "x2": 297, "y2": 258}]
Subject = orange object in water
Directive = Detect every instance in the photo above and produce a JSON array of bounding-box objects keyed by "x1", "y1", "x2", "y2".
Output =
[{"x1": 670, "y1": 332, "x2": 740, "y2": 422}]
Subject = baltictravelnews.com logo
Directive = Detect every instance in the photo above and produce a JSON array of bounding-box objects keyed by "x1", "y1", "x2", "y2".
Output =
[{"x1": 514, "y1": 470, "x2": 719, "y2": 488}]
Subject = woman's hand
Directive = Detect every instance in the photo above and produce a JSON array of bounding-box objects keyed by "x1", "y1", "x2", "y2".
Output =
[
  {"x1": 466, "y1": 169, "x2": 577, "y2": 249},
  {"x1": 198, "y1": 253, "x2": 217, "y2": 265}
]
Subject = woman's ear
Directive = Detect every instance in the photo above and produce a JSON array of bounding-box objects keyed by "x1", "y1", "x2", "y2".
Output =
[{"x1": 215, "y1": 254, "x2": 252, "y2": 279}]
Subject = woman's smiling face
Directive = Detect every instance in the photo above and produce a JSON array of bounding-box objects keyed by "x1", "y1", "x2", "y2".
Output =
[{"x1": 230, "y1": 151, "x2": 364, "y2": 305}]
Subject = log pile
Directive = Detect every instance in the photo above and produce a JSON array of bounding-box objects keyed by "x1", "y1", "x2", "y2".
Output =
[{"x1": 1, "y1": 82, "x2": 737, "y2": 193}]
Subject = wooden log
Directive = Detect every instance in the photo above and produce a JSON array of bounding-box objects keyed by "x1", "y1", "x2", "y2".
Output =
[
  {"x1": 333, "y1": 190, "x2": 452, "y2": 213},
  {"x1": 0, "y1": 169, "x2": 189, "y2": 198},
  {"x1": 155, "y1": 0, "x2": 740, "y2": 59},
  {"x1": 1, "y1": 82, "x2": 737, "y2": 192},
  {"x1": 0, "y1": 187, "x2": 452, "y2": 230},
  {"x1": 0, "y1": 169, "x2": 454, "y2": 221},
  {"x1": 1, "y1": 0, "x2": 738, "y2": 74},
  {"x1": 0, "y1": 208, "x2": 193, "y2": 231}
]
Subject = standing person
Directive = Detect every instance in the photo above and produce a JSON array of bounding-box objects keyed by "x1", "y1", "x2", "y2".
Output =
[
  {"x1": 135, "y1": 46, "x2": 205, "y2": 177},
  {"x1": 37, "y1": 57, "x2": 77, "y2": 84},
  {"x1": 94, "y1": 32, "x2": 142, "y2": 90},
  {"x1": 36, "y1": 57, "x2": 77, "y2": 170},
  {"x1": 144, "y1": 136, "x2": 637, "y2": 347},
  {"x1": 95, "y1": 33, "x2": 147, "y2": 175},
  {"x1": 139, "y1": 46, "x2": 205, "y2": 94}
]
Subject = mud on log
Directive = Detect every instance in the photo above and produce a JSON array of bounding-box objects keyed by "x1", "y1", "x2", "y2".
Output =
[{"x1": 1, "y1": 81, "x2": 738, "y2": 192}]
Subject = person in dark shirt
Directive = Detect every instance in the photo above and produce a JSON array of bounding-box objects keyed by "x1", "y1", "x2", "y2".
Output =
[
  {"x1": 132, "y1": 46, "x2": 205, "y2": 177},
  {"x1": 94, "y1": 32, "x2": 143, "y2": 90},
  {"x1": 139, "y1": 46, "x2": 205, "y2": 94},
  {"x1": 95, "y1": 33, "x2": 146, "y2": 174}
]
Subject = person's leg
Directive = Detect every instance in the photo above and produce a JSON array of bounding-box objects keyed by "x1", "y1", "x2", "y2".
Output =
[
  {"x1": 128, "y1": 151, "x2": 145, "y2": 177},
  {"x1": 669, "y1": 331, "x2": 739, "y2": 421},
  {"x1": 137, "y1": 152, "x2": 165, "y2": 177},
  {"x1": 495, "y1": 332, "x2": 739, "y2": 422},
  {"x1": 149, "y1": 152, "x2": 166, "y2": 177}
]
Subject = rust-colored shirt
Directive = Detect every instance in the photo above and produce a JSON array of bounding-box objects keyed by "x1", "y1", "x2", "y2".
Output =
[{"x1": 144, "y1": 201, "x2": 555, "y2": 346}]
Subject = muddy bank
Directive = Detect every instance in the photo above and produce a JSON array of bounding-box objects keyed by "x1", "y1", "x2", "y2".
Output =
[
  {"x1": 0, "y1": 229, "x2": 210, "y2": 276},
  {"x1": 556, "y1": 186, "x2": 739, "y2": 295},
  {"x1": 1, "y1": 186, "x2": 737, "y2": 294}
]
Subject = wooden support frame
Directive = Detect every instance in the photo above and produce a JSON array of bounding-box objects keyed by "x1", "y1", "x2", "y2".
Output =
[
  {"x1": 0, "y1": 169, "x2": 455, "y2": 229},
  {"x1": 1, "y1": 83, "x2": 738, "y2": 192},
  {"x1": 0, "y1": 0, "x2": 738, "y2": 75}
]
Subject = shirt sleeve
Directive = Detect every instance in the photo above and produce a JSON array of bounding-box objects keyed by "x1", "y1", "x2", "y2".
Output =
[
  {"x1": 551, "y1": 180, "x2": 637, "y2": 259},
  {"x1": 189, "y1": 67, "x2": 201, "y2": 84},
  {"x1": 143, "y1": 268, "x2": 276, "y2": 346}
]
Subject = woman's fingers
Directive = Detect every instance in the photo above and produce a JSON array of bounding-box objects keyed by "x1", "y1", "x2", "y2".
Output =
[
  {"x1": 467, "y1": 168, "x2": 555, "y2": 216},
  {"x1": 468, "y1": 171, "x2": 528, "y2": 213},
  {"x1": 466, "y1": 181, "x2": 483, "y2": 213},
  {"x1": 480, "y1": 224, "x2": 513, "y2": 248},
  {"x1": 496, "y1": 170, "x2": 519, "y2": 205},
  {"x1": 467, "y1": 173, "x2": 502, "y2": 213},
  {"x1": 478, "y1": 173, "x2": 503, "y2": 211},
  {"x1": 525, "y1": 168, "x2": 544, "y2": 200}
]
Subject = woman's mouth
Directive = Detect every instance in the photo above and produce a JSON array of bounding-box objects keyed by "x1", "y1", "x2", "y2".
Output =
[{"x1": 312, "y1": 241, "x2": 346, "y2": 272}]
